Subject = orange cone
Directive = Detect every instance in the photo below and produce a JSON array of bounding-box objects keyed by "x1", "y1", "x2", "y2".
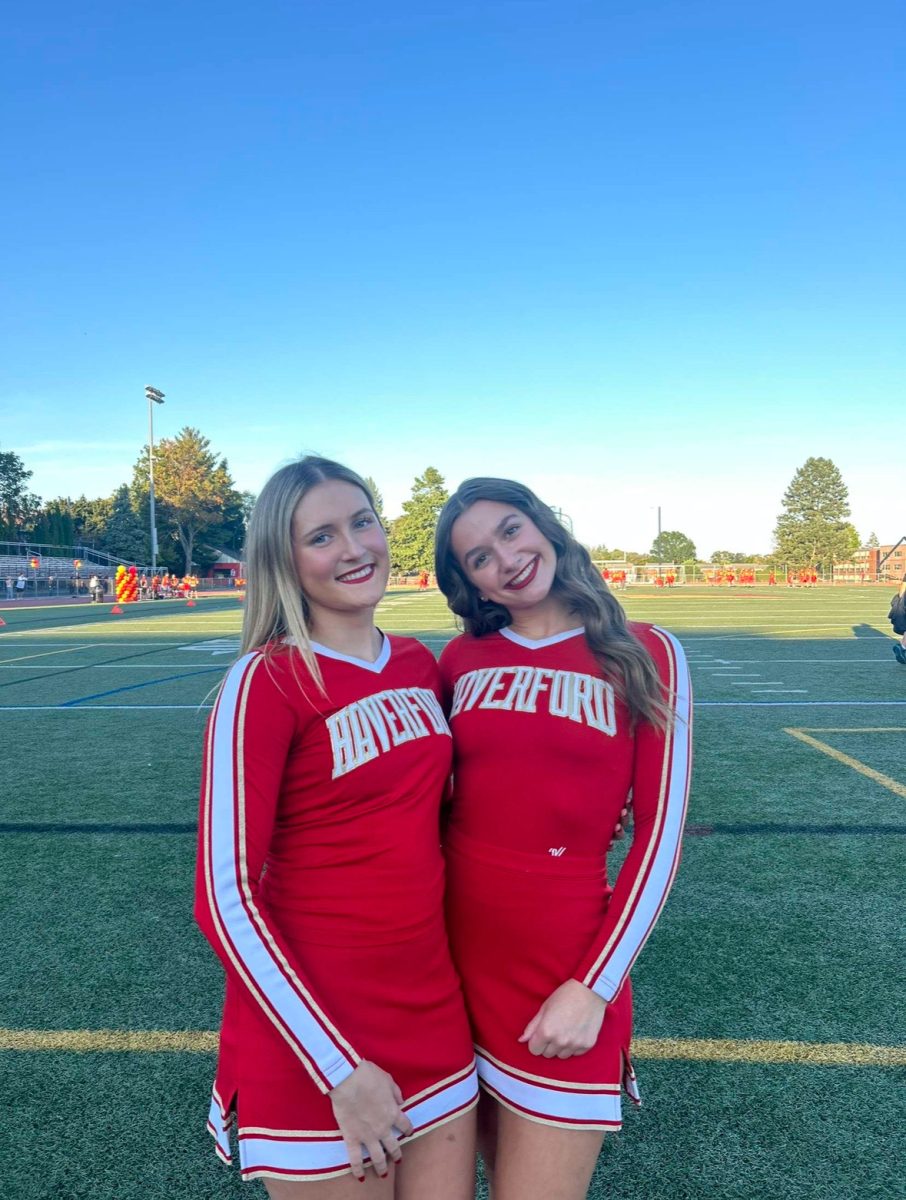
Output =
[
  {"x1": 111, "y1": 604, "x2": 123, "y2": 614},
  {"x1": 186, "y1": 599, "x2": 196, "y2": 607},
  {"x1": 0, "y1": 617, "x2": 6, "y2": 627}
]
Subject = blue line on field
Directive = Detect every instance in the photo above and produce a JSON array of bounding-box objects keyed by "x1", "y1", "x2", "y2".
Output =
[
  {"x1": 697, "y1": 700, "x2": 906, "y2": 707},
  {"x1": 61, "y1": 667, "x2": 225, "y2": 707}
]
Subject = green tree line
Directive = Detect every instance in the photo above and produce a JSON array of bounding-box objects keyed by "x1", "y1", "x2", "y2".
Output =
[
  {"x1": 0, "y1": 446, "x2": 871, "y2": 577},
  {"x1": 1, "y1": 430, "x2": 251, "y2": 575}
]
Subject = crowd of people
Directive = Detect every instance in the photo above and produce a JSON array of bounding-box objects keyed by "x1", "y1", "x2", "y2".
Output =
[{"x1": 137, "y1": 572, "x2": 199, "y2": 600}]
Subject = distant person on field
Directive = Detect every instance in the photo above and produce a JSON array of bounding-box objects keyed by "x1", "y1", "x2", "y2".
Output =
[
  {"x1": 16, "y1": 573, "x2": 27, "y2": 597},
  {"x1": 888, "y1": 576, "x2": 906, "y2": 665},
  {"x1": 5, "y1": 576, "x2": 13, "y2": 600}
]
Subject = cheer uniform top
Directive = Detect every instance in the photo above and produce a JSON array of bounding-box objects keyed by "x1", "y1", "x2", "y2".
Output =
[
  {"x1": 195, "y1": 635, "x2": 478, "y2": 1183},
  {"x1": 439, "y1": 622, "x2": 692, "y2": 1131}
]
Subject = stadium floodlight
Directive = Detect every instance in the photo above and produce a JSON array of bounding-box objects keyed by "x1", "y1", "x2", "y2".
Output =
[{"x1": 146, "y1": 385, "x2": 166, "y2": 575}]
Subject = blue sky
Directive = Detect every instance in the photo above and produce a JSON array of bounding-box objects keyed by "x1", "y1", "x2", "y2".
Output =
[{"x1": 2, "y1": 0, "x2": 902, "y2": 556}]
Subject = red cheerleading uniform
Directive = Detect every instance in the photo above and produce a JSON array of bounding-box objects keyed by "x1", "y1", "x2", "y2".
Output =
[
  {"x1": 439, "y1": 623, "x2": 692, "y2": 1131},
  {"x1": 195, "y1": 635, "x2": 478, "y2": 1183}
]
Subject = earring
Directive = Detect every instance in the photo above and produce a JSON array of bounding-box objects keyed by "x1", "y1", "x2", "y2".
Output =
[{"x1": 478, "y1": 593, "x2": 488, "y2": 602}]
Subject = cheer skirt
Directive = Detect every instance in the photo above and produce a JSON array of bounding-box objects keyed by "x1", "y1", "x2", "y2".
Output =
[
  {"x1": 444, "y1": 828, "x2": 639, "y2": 1131},
  {"x1": 206, "y1": 910, "x2": 478, "y2": 1182}
]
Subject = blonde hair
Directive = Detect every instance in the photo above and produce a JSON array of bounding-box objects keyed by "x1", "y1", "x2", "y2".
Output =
[{"x1": 241, "y1": 456, "x2": 378, "y2": 692}]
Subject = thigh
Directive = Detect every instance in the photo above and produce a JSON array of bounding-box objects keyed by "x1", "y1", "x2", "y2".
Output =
[
  {"x1": 263, "y1": 1110, "x2": 476, "y2": 1200},
  {"x1": 264, "y1": 1175, "x2": 393, "y2": 1200},
  {"x1": 394, "y1": 1109, "x2": 477, "y2": 1200},
  {"x1": 490, "y1": 1099, "x2": 605, "y2": 1200}
]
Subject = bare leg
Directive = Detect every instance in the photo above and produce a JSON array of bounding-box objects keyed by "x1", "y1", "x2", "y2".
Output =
[
  {"x1": 263, "y1": 1110, "x2": 476, "y2": 1200},
  {"x1": 265, "y1": 1174, "x2": 391, "y2": 1200},
  {"x1": 487, "y1": 1099, "x2": 605, "y2": 1200},
  {"x1": 395, "y1": 1110, "x2": 476, "y2": 1200}
]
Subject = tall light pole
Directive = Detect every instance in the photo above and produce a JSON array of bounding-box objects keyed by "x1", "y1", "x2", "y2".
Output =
[
  {"x1": 145, "y1": 386, "x2": 165, "y2": 574},
  {"x1": 656, "y1": 505, "x2": 662, "y2": 577}
]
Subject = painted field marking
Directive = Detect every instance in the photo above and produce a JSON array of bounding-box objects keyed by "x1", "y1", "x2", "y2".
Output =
[
  {"x1": 784, "y1": 728, "x2": 906, "y2": 799},
  {"x1": 631, "y1": 1038, "x2": 906, "y2": 1067},
  {"x1": 178, "y1": 638, "x2": 240, "y2": 655},
  {"x1": 749, "y1": 689, "x2": 808, "y2": 694},
  {"x1": 691, "y1": 658, "x2": 897, "y2": 665},
  {"x1": 699, "y1": 701, "x2": 906, "y2": 707},
  {"x1": 1, "y1": 1028, "x2": 901, "y2": 1066},
  {"x1": 0, "y1": 664, "x2": 226, "y2": 670},
  {"x1": 0, "y1": 644, "x2": 91, "y2": 665},
  {"x1": 0, "y1": 641, "x2": 188, "y2": 647},
  {"x1": 0, "y1": 704, "x2": 212, "y2": 711}
]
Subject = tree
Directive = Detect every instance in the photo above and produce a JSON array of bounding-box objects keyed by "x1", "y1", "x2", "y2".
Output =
[
  {"x1": 0, "y1": 448, "x2": 41, "y2": 539},
  {"x1": 388, "y1": 467, "x2": 448, "y2": 573},
  {"x1": 586, "y1": 544, "x2": 615, "y2": 561},
  {"x1": 773, "y1": 457, "x2": 860, "y2": 570},
  {"x1": 132, "y1": 427, "x2": 239, "y2": 574},
  {"x1": 31, "y1": 498, "x2": 76, "y2": 547},
  {"x1": 866, "y1": 531, "x2": 880, "y2": 548},
  {"x1": 651, "y1": 530, "x2": 697, "y2": 563},
  {"x1": 710, "y1": 549, "x2": 749, "y2": 565},
  {"x1": 363, "y1": 476, "x2": 385, "y2": 523},
  {"x1": 102, "y1": 486, "x2": 150, "y2": 563},
  {"x1": 72, "y1": 494, "x2": 114, "y2": 549}
]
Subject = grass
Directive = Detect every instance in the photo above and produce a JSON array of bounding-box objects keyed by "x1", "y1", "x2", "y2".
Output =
[{"x1": 1, "y1": 586, "x2": 904, "y2": 1199}]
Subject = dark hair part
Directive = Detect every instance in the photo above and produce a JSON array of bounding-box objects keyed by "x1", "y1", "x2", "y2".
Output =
[{"x1": 434, "y1": 477, "x2": 671, "y2": 730}]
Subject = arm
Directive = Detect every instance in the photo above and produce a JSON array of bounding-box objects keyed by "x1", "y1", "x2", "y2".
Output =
[
  {"x1": 574, "y1": 626, "x2": 693, "y2": 1002},
  {"x1": 194, "y1": 652, "x2": 360, "y2": 1093},
  {"x1": 520, "y1": 628, "x2": 692, "y2": 1057}
]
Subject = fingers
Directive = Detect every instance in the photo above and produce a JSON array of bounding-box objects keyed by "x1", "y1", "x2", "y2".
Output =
[
  {"x1": 344, "y1": 1138, "x2": 367, "y2": 1183},
  {"x1": 345, "y1": 1130, "x2": 404, "y2": 1181},
  {"x1": 519, "y1": 1010, "x2": 542, "y2": 1044}
]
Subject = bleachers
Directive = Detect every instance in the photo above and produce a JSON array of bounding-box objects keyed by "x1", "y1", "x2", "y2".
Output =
[{"x1": 0, "y1": 542, "x2": 151, "y2": 596}]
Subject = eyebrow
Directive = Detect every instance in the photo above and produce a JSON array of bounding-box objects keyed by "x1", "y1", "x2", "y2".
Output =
[
  {"x1": 297, "y1": 507, "x2": 373, "y2": 539},
  {"x1": 463, "y1": 512, "x2": 521, "y2": 565}
]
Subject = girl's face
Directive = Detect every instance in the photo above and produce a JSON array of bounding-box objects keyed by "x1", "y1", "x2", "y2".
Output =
[
  {"x1": 291, "y1": 480, "x2": 389, "y2": 624},
  {"x1": 450, "y1": 499, "x2": 558, "y2": 613}
]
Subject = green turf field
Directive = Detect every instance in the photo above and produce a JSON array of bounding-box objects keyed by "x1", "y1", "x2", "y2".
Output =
[{"x1": 1, "y1": 588, "x2": 904, "y2": 1200}]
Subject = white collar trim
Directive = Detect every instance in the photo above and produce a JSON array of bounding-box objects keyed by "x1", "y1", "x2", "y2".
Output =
[
  {"x1": 499, "y1": 626, "x2": 585, "y2": 650},
  {"x1": 310, "y1": 634, "x2": 391, "y2": 673}
]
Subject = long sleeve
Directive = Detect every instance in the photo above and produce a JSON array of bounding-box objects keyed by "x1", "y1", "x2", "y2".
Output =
[
  {"x1": 573, "y1": 627, "x2": 693, "y2": 1003},
  {"x1": 194, "y1": 652, "x2": 360, "y2": 1093}
]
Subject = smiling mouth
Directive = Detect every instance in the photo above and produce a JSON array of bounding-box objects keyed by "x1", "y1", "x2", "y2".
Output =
[
  {"x1": 504, "y1": 555, "x2": 540, "y2": 590},
  {"x1": 336, "y1": 563, "x2": 376, "y2": 584}
]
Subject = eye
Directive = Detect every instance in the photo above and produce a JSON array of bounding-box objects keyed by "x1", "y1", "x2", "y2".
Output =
[
  {"x1": 354, "y1": 514, "x2": 375, "y2": 529},
  {"x1": 309, "y1": 532, "x2": 331, "y2": 546},
  {"x1": 472, "y1": 552, "x2": 489, "y2": 569},
  {"x1": 504, "y1": 523, "x2": 520, "y2": 537}
]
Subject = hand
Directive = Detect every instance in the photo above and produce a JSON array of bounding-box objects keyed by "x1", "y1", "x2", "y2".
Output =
[
  {"x1": 607, "y1": 802, "x2": 633, "y2": 851},
  {"x1": 329, "y1": 1060, "x2": 414, "y2": 1180},
  {"x1": 518, "y1": 980, "x2": 607, "y2": 1059}
]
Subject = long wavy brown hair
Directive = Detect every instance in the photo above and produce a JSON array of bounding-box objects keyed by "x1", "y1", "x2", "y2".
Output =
[{"x1": 434, "y1": 477, "x2": 671, "y2": 730}]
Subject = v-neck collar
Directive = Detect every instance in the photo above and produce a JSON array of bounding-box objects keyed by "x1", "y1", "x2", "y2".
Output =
[
  {"x1": 310, "y1": 633, "x2": 391, "y2": 674},
  {"x1": 499, "y1": 626, "x2": 585, "y2": 650}
]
